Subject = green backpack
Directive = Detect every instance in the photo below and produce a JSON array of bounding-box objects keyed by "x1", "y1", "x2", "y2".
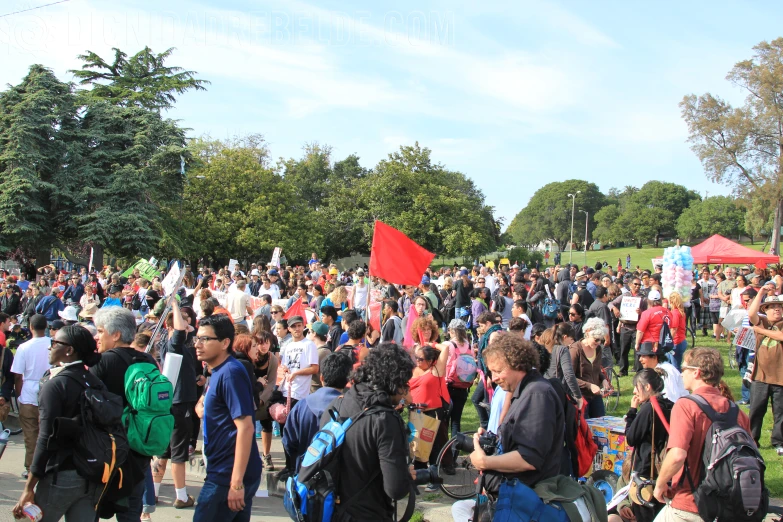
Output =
[{"x1": 113, "y1": 350, "x2": 174, "y2": 457}]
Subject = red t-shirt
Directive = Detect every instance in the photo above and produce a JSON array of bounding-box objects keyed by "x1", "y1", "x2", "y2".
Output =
[
  {"x1": 668, "y1": 308, "x2": 686, "y2": 345},
  {"x1": 667, "y1": 386, "x2": 751, "y2": 513},
  {"x1": 636, "y1": 305, "x2": 669, "y2": 343}
]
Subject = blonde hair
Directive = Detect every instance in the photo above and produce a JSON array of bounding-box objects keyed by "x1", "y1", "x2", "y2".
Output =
[
  {"x1": 328, "y1": 286, "x2": 347, "y2": 305},
  {"x1": 443, "y1": 276, "x2": 453, "y2": 291},
  {"x1": 668, "y1": 292, "x2": 685, "y2": 316}
]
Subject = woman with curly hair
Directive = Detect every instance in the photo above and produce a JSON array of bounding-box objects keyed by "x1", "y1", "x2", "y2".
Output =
[
  {"x1": 406, "y1": 314, "x2": 452, "y2": 488},
  {"x1": 322, "y1": 343, "x2": 414, "y2": 521},
  {"x1": 321, "y1": 285, "x2": 348, "y2": 323}
]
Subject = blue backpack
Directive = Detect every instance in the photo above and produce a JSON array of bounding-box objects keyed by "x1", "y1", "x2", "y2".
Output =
[
  {"x1": 540, "y1": 285, "x2": 560, "y2": 319},
  {"x1": 284, "y1": 403, "x2": 384, "y2": 522}
]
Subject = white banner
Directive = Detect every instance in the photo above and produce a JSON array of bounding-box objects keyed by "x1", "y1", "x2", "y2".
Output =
[{"x1": 228, "y1": 259, "x2": 238, "y2": 273}]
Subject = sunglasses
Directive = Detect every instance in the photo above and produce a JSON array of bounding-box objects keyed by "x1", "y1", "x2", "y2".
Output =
[{"x1": 632, "y1": 283, "x2": 641, "y2": 286}]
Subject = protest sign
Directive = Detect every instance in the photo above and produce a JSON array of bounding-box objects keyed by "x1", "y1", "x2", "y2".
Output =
[
  {"x1": 271, "y1": 248, "x2": 281, "y2": 269},
  {"x1": 619, "y1": 296, "x2": 642, "y2": 322},
  {"x1": 228, "y1": 259, "x2": 238, "y2": 273},
  {"x1": 735, "y1": 327, "x2": 756, "y2": 350},
  {"x1": 161, "y1": 262, "x2": 181, "y2": 296},
  {"x1": 122, "y1": 259, "x2": 160, "y2": 280}
]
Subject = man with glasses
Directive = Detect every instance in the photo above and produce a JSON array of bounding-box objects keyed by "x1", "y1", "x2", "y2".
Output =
[
  {"x1": 653, "y1": 348, "x2": 751, "y2": 521},
  {"x1": 609, "y1": 277, "x2": 647, "y2": 375},
  {"x1": 193, "y1": 314, "x2": 262, "y2": 521},
  {"x1": 747, "y1": 286, "x2": 783, "y2": 454},
  {"x1": 278, "y1": 315, "x2": 319, "y2": 474}
]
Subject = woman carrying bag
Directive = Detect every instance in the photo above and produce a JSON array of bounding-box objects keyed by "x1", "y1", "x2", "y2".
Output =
[
  {"x1": 253, "y1": 331, "x2": 279, "y2": 471},
  {"x1": 624, "y1": 368, "x2": 673, "y2": 522}
]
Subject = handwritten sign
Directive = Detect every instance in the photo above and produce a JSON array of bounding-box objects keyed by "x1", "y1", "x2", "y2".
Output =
[
  {"x1": 161, "y1": 262, "x2": 181, "y2": 296},
  {"x1": 619, "y1": 296, "x2": 642, "y2": 322},
  {"x1": 228, "y1": 259, "x2": 238, "y2": 274}
]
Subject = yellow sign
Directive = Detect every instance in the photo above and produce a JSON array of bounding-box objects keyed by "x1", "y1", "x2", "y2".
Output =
[
  {"x1": 499, "y1": 258, "x2": 510, "y2": 265},
  {"x1": 486, "y1": 261, "x2": 495, "y2": 269}
]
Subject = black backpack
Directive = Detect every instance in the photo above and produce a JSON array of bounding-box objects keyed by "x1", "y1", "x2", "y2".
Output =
[
  {"x1": 682, "y1": 394, "x2": 768, "y2": 522},
  {"x1": 61, "y1": 372, "x2": 130, "y2": 488},
  {"x1": 131, "y1": 291, "x2": 142, "y2": 311}
]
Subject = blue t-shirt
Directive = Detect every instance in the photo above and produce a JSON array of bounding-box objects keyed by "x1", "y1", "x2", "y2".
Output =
[{"x1": 203, "y1": 356, "x2": 262, "y2": 486}]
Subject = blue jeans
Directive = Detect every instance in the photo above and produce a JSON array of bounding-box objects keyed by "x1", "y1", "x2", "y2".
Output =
[
  {"x1": 142, "y1": 463, "x2": 156, "y2": 513},
  {"x1": 586, "y1": 395, "x2": 605, "y2": 419},
  {"x1": 672, "y1": 340, "x2": 687, "y2": 371},
  {"x1": 193, "y1": 476, "x2": 261, "y2": 522},
  {"x1": 738, "y1": 347, "x2": 750, "y2": 403}
]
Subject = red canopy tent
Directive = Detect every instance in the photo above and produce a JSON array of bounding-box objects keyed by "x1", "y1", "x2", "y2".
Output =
[{"x1": 687, "y1": 234, "x2": 779, "y2": 266}]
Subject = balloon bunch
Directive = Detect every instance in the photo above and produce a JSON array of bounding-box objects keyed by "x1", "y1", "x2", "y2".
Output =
[{"x1": 661, "y1": 245, "x2": 694, "y2": 299}]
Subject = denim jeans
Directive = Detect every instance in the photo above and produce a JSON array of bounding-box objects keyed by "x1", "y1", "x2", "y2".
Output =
[
  {"x1": 738, "y1": 350, "x2": 750, "y2": 403},
  {"x1": 35, "y1": 469, "x2": 99, "y2": 522},
  {"x1": 586, "y1": 396, "x2": 606, "y2": 419},
  {"x1": 671, "y1": 340, "x2": 687, "y2": 371},
  {"x1": 142, "y1": 463, "x2": 156, "y2": 513},
  {"x1": 193, "y1": 476, "x2": 262, "y2": 522}
]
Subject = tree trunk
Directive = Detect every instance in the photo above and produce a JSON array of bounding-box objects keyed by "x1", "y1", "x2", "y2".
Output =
[
  {"x1": 91, "y1": 244, "x2": 104, "y2": 271},
  {"x1": 772, "y1": 199, "x2": 783, "y2": 256},
  {"x1": 35, "y1": 246, "x2": 51, "y2": 269}
]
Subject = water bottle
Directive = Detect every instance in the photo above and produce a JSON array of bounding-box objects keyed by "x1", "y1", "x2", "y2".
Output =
[
  {"x1": 255, "y1": 420, "x2": 262, "y2": 439},
  {"x1": 0, "y1": 428, "x2": 10, "y2": 460},
  {"x1": 272, "y1": 420, "x2": 281, "y2": 437}
]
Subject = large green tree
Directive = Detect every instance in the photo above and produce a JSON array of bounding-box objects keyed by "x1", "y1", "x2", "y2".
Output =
[
  {"x1": 681, "y1": 37, "x2": 783, "y2": 255},
  {"x1": 0, "y1": 65, "x2": 79, "y2": 262},
  {"x1": 507, "y1": 180, "x2": 606, "y2": 251},
  {"x1": 676, "y1": 196, "x2": 746, "y2": 241},
  {"x1": 614, "y1": 181, "x2": 700, "y2": 247}
]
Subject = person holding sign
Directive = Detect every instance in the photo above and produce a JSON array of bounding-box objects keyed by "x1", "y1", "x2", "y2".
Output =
[
  {"x1": 748, "y1": 286, "x2": 783, "y2": 454},
  {"x1": 609, "y1": 276, "x2": 647, "y2": 376}
]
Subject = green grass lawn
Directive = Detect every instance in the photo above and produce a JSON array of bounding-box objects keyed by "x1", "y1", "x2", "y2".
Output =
[
  {"x1": 455, "y1": 335, "x2": 783, "y2": 497},
  {"x1": 433, "y1": 240, "x2": 777, "y2": 272}
]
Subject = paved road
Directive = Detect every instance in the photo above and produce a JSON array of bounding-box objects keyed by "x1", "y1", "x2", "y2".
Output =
[{"x1": 2, "y1": 415, "x2": 777, "y2": 522}]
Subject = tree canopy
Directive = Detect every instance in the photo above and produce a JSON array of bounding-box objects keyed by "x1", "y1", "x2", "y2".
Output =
[{"x1": 681, "y1": 37, "x2": 783, "y2": 255}]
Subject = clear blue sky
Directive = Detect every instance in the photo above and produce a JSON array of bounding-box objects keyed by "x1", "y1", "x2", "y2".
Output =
[{"x1": 2, "y1": 0, "x2": 780, "y2": 228}]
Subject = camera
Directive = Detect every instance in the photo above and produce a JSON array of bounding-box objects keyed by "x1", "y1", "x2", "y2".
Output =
[
  {"x1": 453, "y1": 431, "x2": 499, "y2": 456},
  {"x1": 413, "y1": 465, "x2": 442, "y2": 486}
]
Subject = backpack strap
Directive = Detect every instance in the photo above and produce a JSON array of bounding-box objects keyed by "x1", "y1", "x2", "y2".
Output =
[{"x1": 681, "y1": 393, "x2": 739, "y2": 426}]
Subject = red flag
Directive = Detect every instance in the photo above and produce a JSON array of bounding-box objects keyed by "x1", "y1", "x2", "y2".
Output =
[
  {"x1": 369, "y1": 221, "x2": 435, "y2": 286},
  {"x1": 284, "y1": 297, "x2": 306, "y2": 320}
]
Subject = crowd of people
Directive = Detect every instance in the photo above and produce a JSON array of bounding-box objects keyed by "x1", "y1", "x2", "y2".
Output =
[{"x1": 0, "y1": 255, "x2": 776, "y2": 522}]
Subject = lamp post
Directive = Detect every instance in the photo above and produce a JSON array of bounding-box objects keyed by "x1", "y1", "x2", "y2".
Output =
[
  {"x1": 580, "y1": 209, "x2": 589, "y2": 266},
  {"x1": 567, "y1": 191, "x2": 580, "y2": 264}
]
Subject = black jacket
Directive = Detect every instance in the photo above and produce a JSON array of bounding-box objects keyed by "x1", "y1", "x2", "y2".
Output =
[
  {"x1": 625, "y1": 397, "x2": 673, "y2": 477},
  {"x1": 31, "y1": 364, "x2": 106, "y2": 478},
  {"x1": 1, "y1": 292, "x2": 20, "y2": 315},
  {"x1": 320, "y1": 383, "x2": 410, "y2": 521}
]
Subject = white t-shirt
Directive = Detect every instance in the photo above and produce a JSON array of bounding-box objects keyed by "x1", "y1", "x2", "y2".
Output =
[
  {"x1": 658, "y1": 361, "x2": 688, "y2": 402},
  {"x1": 281, "y1": 338, "x2": 319, "y2": 401},
  {"x1": 226, "y1": 290, "x2": 250, "y2": 322},
  {"x1": 259, "y1": 285, "x2": 281, "y2": 300},
  {"x1": 10, "y1": 336, "x2": 52, "y2": 405}
]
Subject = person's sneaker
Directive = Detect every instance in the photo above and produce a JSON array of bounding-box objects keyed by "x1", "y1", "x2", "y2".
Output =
[
  {"x1": 776, "y1": 446, "x2": 783, "y2": 457},
  {"x1": 441, "y1": 465, "x2": 456, "y2": 476},
  {"x1": 21, "y1": 470, "x2": 29, "y2": 479},
  {"x1": 737, "y1": 400, "x2": 749, "y2": 405},
  {"x1": 263, "y1": 453, "x2": 275, "y2": 471},
  {"x1": 141, "y1": 514, "x2": 152, "y2": 521},
  {"x1": 173, "y1": 495, "x2": 195, "y2": 509},
  {"x1": 424, "y1": 483, "x2": 439, "y2": 493}
]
